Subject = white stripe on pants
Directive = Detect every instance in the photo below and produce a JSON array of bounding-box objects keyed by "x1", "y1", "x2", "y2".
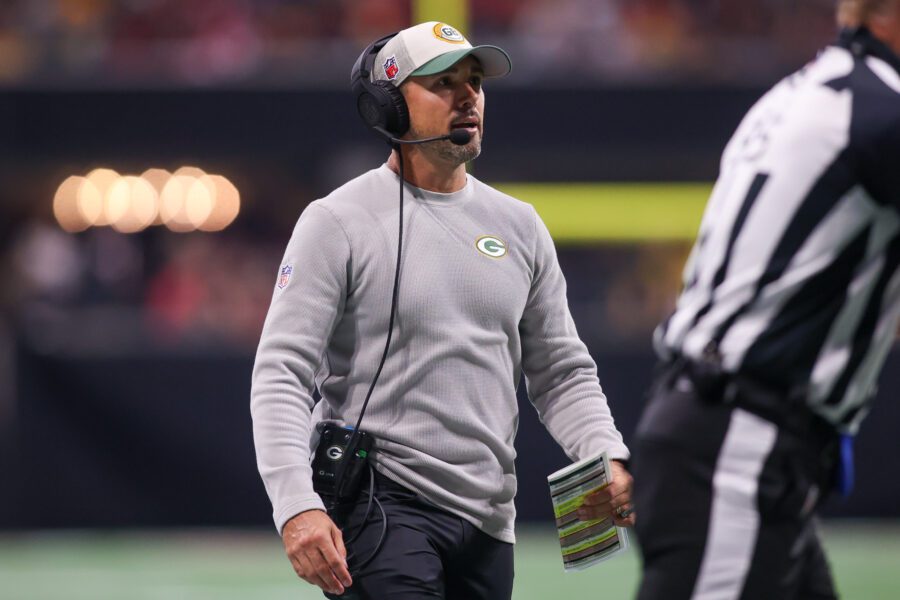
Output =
[{"x1": 692, "y1": 408, "x2": 778, "y2": 600}]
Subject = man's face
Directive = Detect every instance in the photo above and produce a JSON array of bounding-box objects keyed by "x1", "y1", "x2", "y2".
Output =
[{"x1": 400, "y1": 55, "x2": 486, "y2": 166}]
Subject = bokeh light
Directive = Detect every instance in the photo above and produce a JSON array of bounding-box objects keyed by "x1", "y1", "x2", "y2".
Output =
[
  {"x1": 159, "y1": 175, "x2": 195, "y2": 232},
  {"x1": 140, "y1": 168, "x2": 172, "y2": 225},
  {"x1": 54, "y1": 167, "x2": 240, "y2": 234},
  {"x1": 184, "y1": 177, "x2": 214, "y2": 229},
  {"x1": 85, "y1": 168, "x2": 121, "y2": 226},
  {"x1": 105, "y1": 176, "x2": 132, "y2": 225},
  {"x1": 110, "y1": 176, "x2": 159, "y2": 233},
  {"x1": 173, "y1": 166, "x2": 207, "y2": 179},
  {"x1": 76, "y1": 178, "x2": 103, "y2": 226},
  {"x1": 199, "y1": 175, "x2": 241, "y2": 232},
  {"x1": 53, "y1": 176, "x2": 90, "y2": 233}
]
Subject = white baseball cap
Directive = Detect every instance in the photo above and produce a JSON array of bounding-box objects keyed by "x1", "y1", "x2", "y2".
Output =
[{"x1": 373, "y1": 22, "x2": 511, "y2": 86}]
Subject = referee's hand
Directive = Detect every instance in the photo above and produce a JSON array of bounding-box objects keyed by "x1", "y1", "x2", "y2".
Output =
[
  {"x1": 282, "y1": 509, "x2": 353, "y2": 595},
  {"x1": 577, "y1": 460, "x2": 636, "y2": 527}
]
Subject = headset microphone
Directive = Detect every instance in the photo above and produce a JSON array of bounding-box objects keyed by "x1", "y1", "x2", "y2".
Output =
[
  {"x1": 447, "y1": 129, "x2": 473, "y2": 145},
  {"x1": 372, "y1": 126, "x2": 472, "y2": 146}
]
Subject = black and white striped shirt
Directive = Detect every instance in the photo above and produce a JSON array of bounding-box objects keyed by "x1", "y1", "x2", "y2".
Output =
[{"x1": 657, "y1": 28, "x2": 900, "y2": 434}]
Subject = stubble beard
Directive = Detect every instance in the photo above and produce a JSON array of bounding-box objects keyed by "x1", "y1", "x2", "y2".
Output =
[{"x1": 408, "y1": 124, "x2": 482, "y2": 166}]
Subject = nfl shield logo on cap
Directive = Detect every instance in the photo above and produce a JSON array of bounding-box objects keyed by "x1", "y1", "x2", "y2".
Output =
[{"x1": 383, "y1": 56, "x2": 399, "y2": 80}]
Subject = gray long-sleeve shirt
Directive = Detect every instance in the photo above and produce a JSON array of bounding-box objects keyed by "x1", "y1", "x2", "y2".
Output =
[{"x1": 251, "y1": 164, "x2": 629, "y2": 543}]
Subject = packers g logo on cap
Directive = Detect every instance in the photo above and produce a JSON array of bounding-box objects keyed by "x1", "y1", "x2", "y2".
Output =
[
  {"x1": 433, "y1": 23, "x2": 466, "y2": 43},
  {"x1": 475, "y1": 235, "x2": 507, "y2": 258}
]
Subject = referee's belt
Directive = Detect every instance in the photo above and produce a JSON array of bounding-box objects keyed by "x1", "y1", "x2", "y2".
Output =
[
  {"x1": 661, "y1": 356, "x2": 854, "y2": 495},
  {"x1": 661, "y1": 356, "x2": 835, "y2": 443}
]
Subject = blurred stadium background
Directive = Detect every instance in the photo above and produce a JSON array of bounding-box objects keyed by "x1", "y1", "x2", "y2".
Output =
[{"x1": 1, "y1": 0, "x2": 899, "y2": 598}]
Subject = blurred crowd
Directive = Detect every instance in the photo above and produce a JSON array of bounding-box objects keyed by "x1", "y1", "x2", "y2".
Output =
[
  {"x1": 2, "y1": 216, "x2": 279, "y2": 350},
  {"x1": 0, "y1": 209, "x2": 687, "y2": 353},
  {"x1": 0, "y1": 0, "x2": 838, "y2": 86}
]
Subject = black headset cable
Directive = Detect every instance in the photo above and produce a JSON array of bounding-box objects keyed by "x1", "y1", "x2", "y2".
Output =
[{"x1": 331, "y1": 144, "x2": 405, "y2": 569}]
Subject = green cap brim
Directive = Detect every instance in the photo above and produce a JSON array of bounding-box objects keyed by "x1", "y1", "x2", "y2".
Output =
[{"x1": 411, "y1": 45, "x2": 512, "y2": 78}]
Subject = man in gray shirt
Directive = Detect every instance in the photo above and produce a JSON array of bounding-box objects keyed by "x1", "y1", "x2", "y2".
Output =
[{"x1": 251, "y1": 21, "x2": 634, "y2": 599}]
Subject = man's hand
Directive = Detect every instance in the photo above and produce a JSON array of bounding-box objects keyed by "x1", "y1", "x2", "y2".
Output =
[
  {"x1": 282, "y1": 509, "x2": 353, "y2": 595},
  {"x1": 577, "y1": 460, "x2": 636, "y2": 527}
]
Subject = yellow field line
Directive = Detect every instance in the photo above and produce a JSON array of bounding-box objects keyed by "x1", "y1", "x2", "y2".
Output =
[{"x1": 492, "y1": 182, "x2": 712, "y2": 244}]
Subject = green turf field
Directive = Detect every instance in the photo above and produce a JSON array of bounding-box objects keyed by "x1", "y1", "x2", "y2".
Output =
[{"x1": 1, "y1": 522, "x2": 898, "y2": 599}]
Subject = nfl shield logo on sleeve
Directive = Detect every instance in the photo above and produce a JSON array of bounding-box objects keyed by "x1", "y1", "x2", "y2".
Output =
[{"x1": 278, "y1": 264, "x2": 293, "y2": 289}]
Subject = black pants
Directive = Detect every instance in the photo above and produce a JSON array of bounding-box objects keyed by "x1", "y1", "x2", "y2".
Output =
[
  {"x1": 633, "y1": 365, "x2": 838, "y2": 600},
  {"x1": 324, "y1": 470, "x2": 514, "y2": 600}
]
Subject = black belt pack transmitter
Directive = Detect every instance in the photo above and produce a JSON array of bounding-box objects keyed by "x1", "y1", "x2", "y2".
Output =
[{"x1": 312, "y1": 423, "x2": 375, "y2": 503}]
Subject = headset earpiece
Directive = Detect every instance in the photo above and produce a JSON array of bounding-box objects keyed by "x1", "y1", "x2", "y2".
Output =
[
  {"x1": 350, "y1": 33, "x2": 410, "y2": 140},
  {"x1": 356, "y1": 80, "x2": 410, "y2": 135}
]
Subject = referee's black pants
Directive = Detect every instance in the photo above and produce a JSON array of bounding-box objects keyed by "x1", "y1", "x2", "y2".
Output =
[
  {"x1": 324, "y1": 470, "x2": 514, "y2": 600},
  {"x1": 632, "y1": 364, "x2": 839, "y2": 600}
]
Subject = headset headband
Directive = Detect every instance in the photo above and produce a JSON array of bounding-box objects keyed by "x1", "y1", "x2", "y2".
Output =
[{"x1": 351, "y1": 33, "x2": 395, "y2": 87}]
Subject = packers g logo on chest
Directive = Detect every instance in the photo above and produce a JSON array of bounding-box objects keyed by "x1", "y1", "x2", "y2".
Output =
[{"x1": 475, "y1": 235, "x2": 508, "y2": 258}]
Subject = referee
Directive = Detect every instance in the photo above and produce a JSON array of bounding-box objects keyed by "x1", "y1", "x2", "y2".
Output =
[{"x1": 633, "y1": 2, "x2": 900, "y2": 598}]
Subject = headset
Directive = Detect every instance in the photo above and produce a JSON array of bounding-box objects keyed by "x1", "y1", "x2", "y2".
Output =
[
  {"x1": 350, "y1": 32, "x2": 473, "y2": 146},
  {"x1": 350, "y1": 32, "x2": 409, "y2": 143}
]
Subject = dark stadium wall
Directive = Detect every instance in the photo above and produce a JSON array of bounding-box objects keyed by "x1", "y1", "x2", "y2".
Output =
[{"x1": 0, "y1": 87, "x2": 757, "y2": 191}]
